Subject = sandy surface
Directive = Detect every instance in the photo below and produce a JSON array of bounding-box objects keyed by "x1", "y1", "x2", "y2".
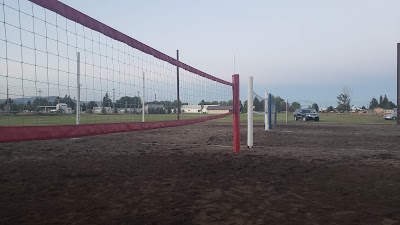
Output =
[{"x1": 1, "y1": 121, "x2": 400, "y2": 224}]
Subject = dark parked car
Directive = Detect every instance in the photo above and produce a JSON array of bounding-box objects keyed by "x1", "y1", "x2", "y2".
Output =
[{"x1": 294, "y1": 109, "x2": 319, "y2": 121}]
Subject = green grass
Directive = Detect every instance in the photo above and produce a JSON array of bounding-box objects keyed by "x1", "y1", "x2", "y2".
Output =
[
  {"x1": 216, "y1": 113, "x2": 396, "y2": 125},
  {"x1": 0, "y1": 113, "x2": 209, "y2": 126},
  {"x1": 0, "y1": 112, "x2": 396, "y2": 126}
]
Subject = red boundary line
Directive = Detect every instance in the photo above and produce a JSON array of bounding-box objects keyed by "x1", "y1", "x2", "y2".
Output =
[
  {"x1": 0, "y1": 113, "x2": 231, "y2": 143},
  {"x1": 28, "y1": 0, "x2": 232, "y2": 86}
]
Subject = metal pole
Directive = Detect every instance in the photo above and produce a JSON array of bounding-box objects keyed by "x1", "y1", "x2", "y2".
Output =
[
  {"x1": 38, "y1": 89, "x2": 42, "y2": 112},
  {"x1": 268, "y1": 93, "x2": 272, "y2": 130},
  {"x1": 232, "y1": 74, "x2": 240, "y2": 154},
  {"x1": 286, "y1": 99, "x2": 288, "y2": 124},
  {"x1": 265, "y1": 90, "x2": 268, "y2": 131},
  {"x1": 142, "y1": 71, "x2": 145, "y2": 122},
  {"x1": 76, "y1": 52, "x2": 81, "y2": 125},
  {"x1": 397, "y1": 43, "x2": 400, "y2": 125},
  {"x1": 112, "y1": 88, "x2": 115, "y2": 112},
  {"x1": 274, "y1": 102, "x2": 277, "y2": 125},
  {"x1": 176, "y1": 50, "x2": 180, "y2": 120},
  {"x1": 137, "y1": 91, "x2": 140, "y2": 114},
  {"x1": 6, "y1": 88, "x2": 9, "y2": 113},
  {"x1": 247, "y1": 76, "x2": 253, "y2": 148}
]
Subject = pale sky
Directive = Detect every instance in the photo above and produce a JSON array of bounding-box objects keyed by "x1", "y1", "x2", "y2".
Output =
[{"x1": 21, "y1": 1, "x2": 400, "y2": 107}]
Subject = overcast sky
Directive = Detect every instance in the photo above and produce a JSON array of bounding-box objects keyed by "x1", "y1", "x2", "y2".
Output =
[{"x1": 60, "y1": 0, "x2": 400, "y2": 107}]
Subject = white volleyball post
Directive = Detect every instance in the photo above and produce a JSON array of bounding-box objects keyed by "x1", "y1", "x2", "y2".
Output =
[
  {"x1": 286, "y1": 99, "x2": 288, "y2": 124},
  {"x1": 76, "y1": 52, "x2": 80, "y2": 125},
  {"x1": 247, "y1": 76, "x2": 253, "y2": 148},
  {"x1": 265, "y1": 90, "x2": 270, "y2": 131}
]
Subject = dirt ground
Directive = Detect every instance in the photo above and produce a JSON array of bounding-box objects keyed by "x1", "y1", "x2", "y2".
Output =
[{"x1": 1, "y1": 121, "x2": 400, "y2": 225}]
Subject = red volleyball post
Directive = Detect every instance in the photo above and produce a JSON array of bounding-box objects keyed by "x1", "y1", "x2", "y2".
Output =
[{"x1": 232, "y1": 74, "x2": 240, "y2": 154}]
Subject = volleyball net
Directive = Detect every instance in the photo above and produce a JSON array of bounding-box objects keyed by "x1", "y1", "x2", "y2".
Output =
[{"x1": 0, "y1": 0, "x2": 240, "y2": 151}]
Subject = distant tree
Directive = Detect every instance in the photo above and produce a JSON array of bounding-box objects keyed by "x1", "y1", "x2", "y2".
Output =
[
  {"x1": 289, "y1": 102, "x2": 301, "y2": 112},
  {"x1": 53, "y1": 96, "x2": 65, "y2": 106},
  {"x1": 102, "y1": 93, "x2": 112, "y2": 107},
  {"x1": 101, "y1": 106, "x2": 107, "y2": 114},
  {"x1": 369, "y1": 97, "x2": 379, "y2": 109},
  {"x1": 239, "y1": 100, "x2": 244, "y2": 113},
  {"x1": 9, "y1": 103, "x2": 19, "y2": 114},
  {"x1": 2, "y1": 98, "x2": 19, "y2": 114},
  {"x1": 385, "y1": 101, "x2": 396, "y2": 109},
  {"x1": 272, "y1": 96, "x2": 285, "y2": 112},
  {"x1": 116, "y1": 96, "x2": 141, "y2": 109},
  {"x1": 279, "y1": 101, "x2": 287, "y2": 112},
  {"x1": 210, "y1": 101, "x2": 219, "y2": 105},
  {"x1": 361, "y1": 106, "x2": 366, "y2": 110},
  {"x1": 32, "y1": 98, "x2": 49, "y2": 112},
  {"x1": 63, "y1": 95, "x2": 75, "y2": 110},
  {"x1": 382, "y1": 95, "x2": 389, "y2": 108},
  {"x1": 87, "y1": 101, "x2": 98, "y2": 111},
  {"x1": 81, "y1": 103, "x2": 87, "y2": 112},
  {"x1": 243, "y1": 100, "x2": 248, "y2": 113},
  {"x1": 327, "y1": 106, "x2": 334, "y2": 112},
  {"x1": 312, "y1": 103, "x2": 319, "y2": 112},
  {"x1": 1, "y1": 98, "x2": 12, "y2": 112},
  {"x1": 17, "y1": 103, "x2": 25, "y2": 112},
  {"x1": 113, "y1": 106, "x2": 118, "y2": 114},
  {"x1": 379, "y1": 95, "x2": 383, "y2": 107},
  {"x1": 337, "y1": 87, "x2": 351, "y2": 112},
  {"x1": 259, "y1": 99, "x2": 265, "y2": 111},
  {"x1": 253, "y1": 97, "x2": 261, "y2": 111}
]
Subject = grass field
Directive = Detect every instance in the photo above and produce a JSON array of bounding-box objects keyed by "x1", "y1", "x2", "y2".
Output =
[
  {"x1": 0, "y1": 112, "x2": 396, "y2": 126},
  {"x1": 220, "y1": 113, "x2": 396, "y2": 125}
]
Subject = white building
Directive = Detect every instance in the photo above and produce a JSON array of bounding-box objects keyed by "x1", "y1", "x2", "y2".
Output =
[
  {"x1": 207, "y1": 106, "x2": 233, "y2": 114},
  {"x1": 116, "y1": 108, "x2": 141, "y2": 114},
  {"x1": 41, "y1": 103, "x2": 72, "y2": 113},
  {"x1": 93, "y1": 107, "x2": 112, "y2": 114},
  {"x1": 201, "y1": 105, "x2": 218, "y2": 113},
  {"x1": 181, "y1": 105, "x2": 202, "y2": 113}
]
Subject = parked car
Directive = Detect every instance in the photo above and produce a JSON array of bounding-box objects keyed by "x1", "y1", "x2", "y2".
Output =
[
  {"x1": 383, "y1": 111, "x2": 397, "y2": 120},
  {"x1": 294, "y1": 109, "x2": 320, "y2": 121}
]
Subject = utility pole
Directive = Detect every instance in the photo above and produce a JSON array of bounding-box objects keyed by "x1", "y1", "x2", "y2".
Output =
[
  {"x1": 6, "y1": 88, "x2": 9, "y2": 113},
  {"x1": 76, "y1": 52, "x2": 80, "y2": 125},
  {"x1": 112, "y1": 88, "x2": 115, "y2": 110},
  {"x1": 38, "y1": 89, "x2": 42, "y2": 112},
  {"x1": 142, "y1": 71, "x2": 145, "y2": 122},
  {"x1": 176, "y1": 50, "x2": 180, "y2": 120},
  {"x1": 286, "y1": 99, "x2": 288, "y2": 124}
]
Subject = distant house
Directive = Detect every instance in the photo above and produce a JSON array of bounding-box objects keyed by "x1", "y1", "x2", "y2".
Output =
[
  {"x1": 181, "y1": 105, "x2": 202, "y2": 113},
  {"x1": 351, "y1": 106, "x2": 361, "y2": 113},
  {"x1": 384, "y1": 109, "x2": 395, "y2": 114},
  {"x1": 93, "y1": 107, "x2": 112, "y2": 114},
  {"x1": 374, "y1": 107, "x2": 384, "y2": 114},
  {"x1": 39, "y1": 103, "x2": 72, "y2": 114},
  {"x1": 207, "y1": 106, "x2": 233, "y2": 114},
  {"x1": 180, "y1": 104, "x2": 219, "y2": 113},
  {"x1": 116, "y1": 108, "x2": 141, "y2": 114},
  {"x1": 319, "y1": 107, "x2": 327, "y2": 113}
]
